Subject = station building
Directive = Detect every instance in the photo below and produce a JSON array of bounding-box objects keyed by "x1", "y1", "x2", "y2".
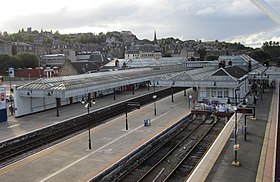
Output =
[{"x1": 10, "y1": 54, "x2": 280, "y2": 117}]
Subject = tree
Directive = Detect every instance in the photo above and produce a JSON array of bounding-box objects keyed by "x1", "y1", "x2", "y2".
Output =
[
  {"x1": 3, "y1": 31, "x2": 9, "y2": 38},
  {"x1": 11, "y1": 33, "x2": 23, "y2": 42},
  {"x1": 53, "y1": 30, "x2": 61, "y2": 40},
  {"x1": 205, "y1": 55, "x2": 218, "y2": 61},
  {"x1": 249, "y1": 50, "x2": 271, "y2": 64},
  {"x1": 22, "y1": 34, "x2": 32, "y2": 43},
  {"x1": 96, "y1": 32, "x2": 106, "y2": 43},
  {"x1": 197, "y1": 47, "x2": 207, "y2": 60},
  {"x1": 0, "y1": 54, "x2": 21, "y2": 75},
  {"x1": 15, "y1": 52, "x2": 39, "y2": 68},
  {"x1": 43, "y1": 37, "x2": 53, "y2": 45},
  {"x1": 79, "y1": 33, "x2": 97, "y2": 44}
]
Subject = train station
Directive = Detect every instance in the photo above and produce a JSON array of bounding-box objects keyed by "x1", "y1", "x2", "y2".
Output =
[{"x1": 0, "y1": 55, "x2": 279, "y2": 181}]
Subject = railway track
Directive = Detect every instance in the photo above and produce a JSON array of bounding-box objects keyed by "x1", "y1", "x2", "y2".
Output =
[
  {"x1": 165, "y1": 119, "x2": 225, "y2": 181},
  {"x1": 118, "y1": 117, "x2": 225, "y2": 182},
  {"x1": 0, "y1": 87, "x2": 183, "y2": 167}
]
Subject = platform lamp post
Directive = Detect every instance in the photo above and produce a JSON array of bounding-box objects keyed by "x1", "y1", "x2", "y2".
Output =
[
  {"x1": 81, "y1": 96, "x2": 96, "y2": 150},
  {"x1": 226, "y1": 98, "x2": 231, "y2": 121},
  {"x1": 125, "y1": 102, "x2": 140, "y2": 130},
  {"x1": 232, "y1": 87, "x2": 240, "y2": 166},
  {"x1": 153, "y1": 95, "x2": 157, "y2": 115}
]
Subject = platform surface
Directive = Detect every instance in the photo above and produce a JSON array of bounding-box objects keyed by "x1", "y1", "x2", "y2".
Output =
[
  {"x1": 0, "y1": 87, "x2": 166, "y2": 142},
  {"x1": 205, "y1": 88, "x2": 276, "y2": 182},
  {"x1": 0, "y1": 90, "x2": 194, "y2": 182},
  {"x1": 0, "y1": 85, "x2": 278, "y2": 182}
]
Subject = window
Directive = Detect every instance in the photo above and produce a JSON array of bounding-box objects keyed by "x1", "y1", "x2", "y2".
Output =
[
  {"x1": 211, "y1": 90, "x2": 216, "y2": 97},
  {"x1": 206, "y1": 88, "x2": 210, "y2": 97},
  {"x1": 217, "y1": 91, "x2": 223, "y2": 98},
  {"x1": 224, "y1": 90, "x2": 228, "y2": 98},
  {"x1": 200, "y1": 90, "x2": 206, "y2": 97}
]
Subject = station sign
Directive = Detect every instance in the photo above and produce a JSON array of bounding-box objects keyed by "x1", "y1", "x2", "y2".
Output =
[
  {"x1": 233, "y1": 144, "x2": 240, "y2": 151},
  {"x1": 237, "y1": 108, "x2": 253, "y2": 114},
  {"x1": 127, "y1": 102, "x2": 140, "y2": 109},
  {"x1": 8, "y1": 67, "x2": 14, "y2": 78}
]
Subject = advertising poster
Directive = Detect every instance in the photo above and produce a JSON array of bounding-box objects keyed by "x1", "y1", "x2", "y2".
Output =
[
  {"x1": 0, "y1": 87, "x2": 6, "y2": 110},
  {"x1": 0, "y1": 87, "x2": 7, "y2": 122}
]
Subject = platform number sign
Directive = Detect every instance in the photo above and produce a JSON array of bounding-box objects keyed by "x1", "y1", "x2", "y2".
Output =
[{"x1": 8, "y1": 67, "x2": 14, "y2": 78}]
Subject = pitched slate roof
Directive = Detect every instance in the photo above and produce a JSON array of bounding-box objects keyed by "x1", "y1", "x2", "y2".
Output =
[
  {"x1": 213, "y1": 65, "x2": 247, "y2": 79},
  {"x1": 71, "y1": 62, "x2": 99, "y2": 74}
]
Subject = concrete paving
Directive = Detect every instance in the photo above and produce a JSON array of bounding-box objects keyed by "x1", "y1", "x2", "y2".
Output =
[
  {"x1": 205, "y1": 88, "x2": 274, "y2": 182},
  {"x1": 0, "y1": 86, "x2": 174, "y2": 142},
  {"x1": 0, "y1": 89, "x2": 197, "y2": 182}
]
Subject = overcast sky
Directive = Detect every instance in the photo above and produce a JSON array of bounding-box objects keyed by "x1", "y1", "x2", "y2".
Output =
[{"x1": 0, "y1": 0, "x2": 279, "y2": 48}]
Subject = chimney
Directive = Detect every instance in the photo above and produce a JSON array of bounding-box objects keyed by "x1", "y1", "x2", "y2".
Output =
[
  {"x1": 115, "y1": 60, "x2": 119, "y2": 67},
  {"x1": 219, "y1": 60, "x2": 226, "y2": 68}
]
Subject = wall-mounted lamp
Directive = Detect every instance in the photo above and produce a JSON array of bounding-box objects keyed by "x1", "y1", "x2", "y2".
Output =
[
  {"x1": 80, "y1": 96, "x2": 85, "y2": 104},
  {"x1": 27, "y1": 91, "x2": 32, "y2": 95},
  {"x1": 47, "y1": 91, "x2": 53, "y2": 96}
]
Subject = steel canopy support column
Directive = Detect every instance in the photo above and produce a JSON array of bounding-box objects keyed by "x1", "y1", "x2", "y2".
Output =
[
  {"x1": 88, "y1": 93, "x2": 91, "y2": 107},
  {"x1": 56, "y1": 98, "x2": 60, "y2": 117},
  {"x1": 244, "y1": 115, "x2": 248, "y2": 141},
  {"x1": 113, "y1": 88, "x2": 116, "y2": 100},
  {"x1": 87, "y1": 103, "x2": 91, "y2": 150},
  {"x1": 125, "y1": 104, "x2": 128, "y2": 130},
  {"x1": 30, "y1": 97, "x2": 33, "y2": 113},
  {"x1": 147, "y1": 81, "x2": 150, "y2": 91},
  {"x1": 171, "y1": 87, "x2": 174, "y2": 102},
  {"x1": 132, "y1": 84, "x2": 135, "y2": 95},
  {"x1": 184, "y1": 89, "x2": 186, "y2": 96}
]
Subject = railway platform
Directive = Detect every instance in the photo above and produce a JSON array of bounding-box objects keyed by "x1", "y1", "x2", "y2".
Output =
[
  {"x1": 0, "y1": 85, "x2": 278, "y2": 182},
  {"x1": 0, "y1": 86, "x2": 167, "y2": 142},
  {"x1": 196, "y1": 86, "x2": 278, "y2": 182},
  {"x1": 0, "y1": 90, "x2": 195, "y2": 181}
]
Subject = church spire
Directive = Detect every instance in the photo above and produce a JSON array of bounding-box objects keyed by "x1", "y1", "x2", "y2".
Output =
[{"x1": 153, "y1": 30, "x2": 157, "y2": 44}]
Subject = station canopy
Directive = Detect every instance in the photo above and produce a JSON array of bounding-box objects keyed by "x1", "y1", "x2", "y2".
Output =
[
  {"x1": 125, "y1": 57, "x2": 188, "y2": 68},
  {"x1": 156, "y1": 67, "x2": 219, "y2": 87},
  {"x1": 16, "y1": 67, "x2": 187, "y2": 99}
]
